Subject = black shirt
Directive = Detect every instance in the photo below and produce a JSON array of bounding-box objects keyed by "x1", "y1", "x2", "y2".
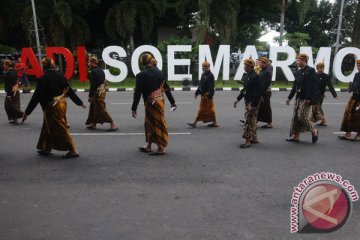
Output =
[
  {"x1": 89, "y1": 66, "x2": 105, "y2": 98},
  {"x1": 25, "y1": 70, "x2": 83, "y2": 115},
  {"x1": 195, "y1": 71, "x2": 215, "y2": 98},
  {"x1": 259, "y1": 67, "x2": 272, "y2": 95},
  {"x1": 4, "y1": 69, "x2": 18, "y2": 96},
  {"x1": 351, "y1": 72, "x2": 360, "y2": 100},
  {"x1": 237, "y1": 69, "x2": 262, "y2": 107},
  {"x1": 132, "y1": 66, "x2": 175, "y2": 112},
  {"x1": 317, "y1": 73, "x2": 337, "y2": 97},
  {"x1": 288, "y1": 65, "x2": 321, "y2": 104}
]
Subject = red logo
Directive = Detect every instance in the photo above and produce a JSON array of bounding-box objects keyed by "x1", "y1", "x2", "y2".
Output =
[{"x1": 301, "y1": 183, "x2": 351, "y2": 232}]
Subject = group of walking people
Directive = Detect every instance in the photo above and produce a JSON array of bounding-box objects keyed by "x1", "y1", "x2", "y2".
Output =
[{"x1": 2, "y1": 52, "x2": 360, "y2": 157}]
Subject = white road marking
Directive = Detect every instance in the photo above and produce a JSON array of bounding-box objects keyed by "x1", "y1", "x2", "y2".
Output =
[
  {"x1": 333, "y1": 132, "x2": 357, "y2": 135},
  {"x1": 71, "y1": 132, "x2": 191, "y2": 136}
]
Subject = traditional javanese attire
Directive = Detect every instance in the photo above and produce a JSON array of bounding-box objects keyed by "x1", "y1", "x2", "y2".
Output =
[
  {"x1": 311, "y1": 73, "x2": 338, "y2": 123},
  {"x1": 4, "y1": 68, "x2": 23, "y2": 121},
  {"x1": 85, "y1": 66, "x2": 113, "y2": 125},
  {"x1": 340, "y1": 72, "x2": 360, "y2": 133},
  {"x1": 132, "y1": 66, "x2": 175, "y2": 149},
  {"x1": 288, "y1": 65, "x2": 320, "y2": 135},
  {"x1": 194, "y1": 70, "x2": 216, "y2": 123},
  {"x1": 24, "y1": 69, "x2": 83, "y2": 152},
  {"x1": 257, "y1": 66, "x2": 273, "y2": 124},
  {"x1": 238, "y1": 69, "x2": 262, "y2": 140}
]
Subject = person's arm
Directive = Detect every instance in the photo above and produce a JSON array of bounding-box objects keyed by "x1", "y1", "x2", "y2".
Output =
[
  {"x1": 67, "y1": 86, "x2": 84, "y2": 106},
  {"x1": 88, "y1": 70, "x2": 96, "y2": 98},
  {"x1": 325, "y1": 75, "x2": 337, "y2": 98},
  {"x1": 163, "y1": 81, "x2": 175, "y2": 105},
  {"x1": 4, "y1": 74, "x2": 12, "y2": 96},
  {"x1": 252, "y1": 75, "x2": 262, "y2": 107},
  {"x1": 207, "y1": 73, "x2": 215, "y2": 99},
  {"x1": 24, "y1": 80, "x2": 41, "y2": 116},
  {"x1": 131, "y1": 74, "x2": 143, "y2": 112}
]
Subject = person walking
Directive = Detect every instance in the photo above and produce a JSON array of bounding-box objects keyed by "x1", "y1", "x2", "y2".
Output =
[{"x1": 22, "y1": 58, "x2": 86, "y2": 158}]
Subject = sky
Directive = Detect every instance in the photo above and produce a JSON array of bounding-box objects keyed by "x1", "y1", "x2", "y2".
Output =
[{"x1": 258, "y1": 0, "x2": 336, "y2": 46}]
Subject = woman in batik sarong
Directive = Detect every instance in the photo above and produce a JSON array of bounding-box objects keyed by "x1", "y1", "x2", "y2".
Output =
[
  {"x1": 131, "y1": 53, "x2": 177, "y2": 155},
  {"x1": 85, "y1": 56, "x2": 118, "y2": 131},
  {"x1": 187, "y1": 61, "x2": 218, "y2": 128},
  {"x1": 338, "y1": 59, "x2": 360, "y2": 141},
  {"x1": 3, "y1": 59, "x2": 24, "y2": 124},
  {"x1": 286, "y1": 54, "x2": 320, "y2": 143},
  {"x1": 22, "y1": 58, "x2": 86, "y2": 158}
]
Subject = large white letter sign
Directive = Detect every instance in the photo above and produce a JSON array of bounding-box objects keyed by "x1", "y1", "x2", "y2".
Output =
[
  {"x1": 234, "y1": 45, "x2": 258, "y2": 80},
  {"x1": 333, "y1": 47, "x2": 360, "y2": 83},
  {"x1": 300, "y1": 47, "x2": 332, "y2": 73},
  {"x1": 131, "y1": 45, "x2": 163, "y2": 76},
  {"x1": 198, "y1": 45, "x2": 230, "y2": 80},
  {"x1": 102, "y1": 46, "x2": 128, "y2": 82},
  {"x1": 167, "y1": 45, "x2": 192, "y2": 81},
  {"x1": 269, "y1": 46, "x2": 296, "y2": 81}
]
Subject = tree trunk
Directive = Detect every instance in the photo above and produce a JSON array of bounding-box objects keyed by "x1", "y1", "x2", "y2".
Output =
[
  {"x1": 130, "y1": 35, "x2": 134, "y2": 53},
  {"x1": 351, "y1": 0, "x2": 360, "y2": 47},
  {"x1": 279, "y1": 0, "x2": 286, "y2": 46}
]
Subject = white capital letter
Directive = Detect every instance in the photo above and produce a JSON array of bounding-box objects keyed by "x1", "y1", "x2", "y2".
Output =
[
  {"x1": 199, "y1": 45, "x2": 230, "y2": 80},
  {"x1": 102, "y1": 46, "x2": 128, "y2": 82},
  {"x1": 269, "y1": 46, "x2": 296, "y2": 81},
  {"x1": 333, "y1": 47, "x2": 360, "y2": 83},
  {"x1": 131, "y1": 45, "x2": 163, "y2": 76},
  {"x1": 167, "y1": 45, "x2": 192, "y2": 81}
]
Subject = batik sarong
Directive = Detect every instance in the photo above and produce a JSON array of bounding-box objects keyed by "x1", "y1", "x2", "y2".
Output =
[
  {"x1": 290, "y1": 98, "x2": 314, "y2": 135},
  {"x1": 144, "y1": 88, "x2": 168, "y2": 148},
  {"x1": 311, "y1": 95, "x2": 325, "y2": 122},
  {"x1": 4, "y1": 91, "x2": 23, "y2": 120},
  {"x1": 37, "y1": 98, "x2": 76, "y2": 151},
  {"x1": 257, "y1": 91, "x2": 272, "y2": 123},
  {"x1": 86, "y1": 84, "x2": 113, "y2": 125},
  {"x1": 195, "y1": 93, "x2": 216, "y2": 123},
  {"x1": 340, "y1": 96, "x2": 360, "y2": 133},
  {"x1": 243, "y1": 103, "x2": 258, "y2": 140}
]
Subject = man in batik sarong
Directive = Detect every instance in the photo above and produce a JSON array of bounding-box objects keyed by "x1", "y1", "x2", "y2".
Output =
[
  {"x1": 286, "y1": 54, "x2": 320, "y2": 143},
  {"x1": 22, "y1": 58, "x2": 86, "y2": 158},
  {"x1": 85, "y1": 56, "x2": 118, "y2": 131},
  {"x1": 234, "y1": 59, "x2": 262, "y2": 148},
  {"x1": 311, "y1": 62, "x2": 338, "y2": 126},
  {"x1": 131, "y1": 53, "x2": 177, "y2": 155},
  {"x1": 338, "y1": 59, "x2": 360, "y2": 141},
  {"x1": 3, "y1": 59, "x2": 24, "y2": 124},
  {"x1": 187, "y1": 61, "x2": 218, "y2": 128},
  {"x1": 257, "y1": 57, "x2": 273, "y2": 129}
]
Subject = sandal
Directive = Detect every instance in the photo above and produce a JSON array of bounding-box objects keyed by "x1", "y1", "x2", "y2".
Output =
[
  {"x1": 250, "y1": 139, "x2": 259, "y2": 144},
  {"x1": 316, "y1": 122, "x2": 327, "y2": 127},
  {"x1": 286, "y1": 137, "x2": 300, "y2": 142},
  {"x1": 261, "y1": 124, "x2": 273, "y2": 129},
  {"x1": 337, "y1": 135, "x2": 351, "y2": 140},
  {"x1": 187, "y1": 123, "x2": 196, "y2": 128},
  {"x1": 62, "y1": 152, "x2": 79, "y2": 159},
  {"x1": 138, "y1": 147, "x2": 152, "y2": 153},
  {"x1": 312, "y1": 129, "x2": 319, "y2": 143},
  {"x1": 86, "y1": 125, "x2": 96, "y2": 130},
  {"x1": 37, "y1": 150, "x2": 53, "y2": 156},
  {"x1": 207, "y1": 124, "x2": 219, "y2": 127},
  {"x1": 148, "y1": 151, "x2": 165, "y2": 155},
  {"x1": 240, "y1": 143, "x2": 251, "y2": 148},
  {"x1": 107, "y1": 127, "x2": 119, "y2": 132}
]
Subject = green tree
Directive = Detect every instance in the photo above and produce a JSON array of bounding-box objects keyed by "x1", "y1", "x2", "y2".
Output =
[
  {"x1": 21, "y1": 0, "x2": 95, "y2": 48},
  {"x1": 105, "y1": 0, "x2": 168, "y2": 51}
]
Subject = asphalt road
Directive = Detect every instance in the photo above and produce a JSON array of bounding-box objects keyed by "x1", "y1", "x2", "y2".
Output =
[{"x1": 0, "y1": 90, "x2": 359, "y2": 240}]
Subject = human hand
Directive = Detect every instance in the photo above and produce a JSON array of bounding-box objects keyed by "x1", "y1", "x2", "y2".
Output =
[
  {"x1": 132, "y1": 111, "x2": 137, "y2": 118},
  {"x1": 234, "y1": 100, "x2": 239, "y2": 108},
  {"x1": 286, "y1": 99, "x2": 290, "y2": 105}
]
